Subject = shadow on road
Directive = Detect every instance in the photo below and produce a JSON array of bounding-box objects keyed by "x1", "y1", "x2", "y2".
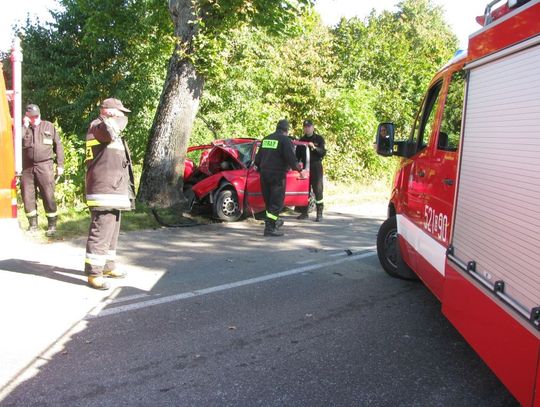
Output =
[{"x1": 0, "y1": 259, "x2": 86, "y2": 287}]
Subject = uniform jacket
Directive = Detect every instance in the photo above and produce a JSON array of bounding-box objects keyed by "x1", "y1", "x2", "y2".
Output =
[
  {"x1": 22, "y1": 120, "x2": 64, "y2": 170},
  {"x1": 85, "y1": 116, "x2": 135, "y2": 210},
  {"x1": 299, "y1": 133, "x2": 326, "y2": 164},
  {"x1": 254, "y1": 131, "x2": 302, "y2": 173}
]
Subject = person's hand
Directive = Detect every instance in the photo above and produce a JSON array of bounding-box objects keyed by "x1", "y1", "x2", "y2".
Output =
[
  {"x1": 308, "y1": 142, "x2": 315, "y2": 149},
  {"x1": 23, "y1": 116, "x2": 30, "y2": 128},
  {"x1": 297, "y1": 170, "x2": 307, "y2": 180},
  {"x1": 56, "y1": 167, "x2": 64, "y2": 177}
]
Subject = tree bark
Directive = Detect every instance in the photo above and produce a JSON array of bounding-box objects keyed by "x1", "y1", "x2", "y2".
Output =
[{"x1": 137, "y1": 0, "x2": 204, "y2": 208}]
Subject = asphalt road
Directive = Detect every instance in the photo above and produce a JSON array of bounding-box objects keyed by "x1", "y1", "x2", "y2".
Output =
[{"x1": 0, "y1": 207, "x2": 518, "y2": 406}]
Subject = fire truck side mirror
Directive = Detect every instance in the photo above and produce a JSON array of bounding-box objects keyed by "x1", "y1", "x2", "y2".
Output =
[{"x1": 375, "y1": 122, "x2": 395, "y2": 157}]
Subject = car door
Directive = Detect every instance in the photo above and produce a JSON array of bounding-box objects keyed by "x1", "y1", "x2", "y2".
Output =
[
  {"x1": 283, "y1": 142, "x2": 310, "y2": 207},
  {"x1": 245, "y1": 141, "x2": 310, "y2": 214}
]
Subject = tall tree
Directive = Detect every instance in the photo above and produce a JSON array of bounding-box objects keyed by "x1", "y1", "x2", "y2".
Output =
[{"x1": 137, "y1": 0, "x2": 313, "y2": 208}]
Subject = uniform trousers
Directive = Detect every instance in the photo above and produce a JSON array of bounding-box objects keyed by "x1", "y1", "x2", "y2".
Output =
[
  {"x1": 85, "y1": 209, "x2": 121, "y2": 276},
  {"x1": 310, "y1": 161, "x2": 324, "y2": 202},
  {"x1": 260, "y1": 170, "x2": 286, "y2": 219},
  {"x1": 21, "y1": 160, "x2": 57, "y2": 216}
]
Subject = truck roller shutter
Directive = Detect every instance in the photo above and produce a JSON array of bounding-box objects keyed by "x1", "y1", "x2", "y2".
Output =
[{"x1": 449, "y1": 36, "x2": 540, "y2": 329}]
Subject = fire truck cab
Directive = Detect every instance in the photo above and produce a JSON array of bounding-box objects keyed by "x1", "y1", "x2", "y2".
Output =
[{"x1": 375, "y1": 1, "x2": 540, "y2": 405}]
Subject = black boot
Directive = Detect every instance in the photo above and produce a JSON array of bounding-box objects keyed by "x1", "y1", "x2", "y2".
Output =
[
  {"x1": 296, "y1": 207, "x2": 308, "y2": 220},
  {"x1": 264, "y1": 220, "x2": 284, "y2": 237},
  {"x1": 315, "y1": 204, "x2": 324, "y2": 222},
  {"x1": 27, "y1": 216, "x2": 38, "y2": 232},
  {"x1": 46, "y1": 216, "x2": 58, "y2": 237}
]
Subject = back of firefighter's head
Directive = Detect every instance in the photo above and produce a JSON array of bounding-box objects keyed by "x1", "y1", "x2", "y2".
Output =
[
  {"x1": 25, "y1": 104, "x2": 41, "y2": 126},
  {"x1": 100, "y1": 97, "x2": 131, "y2": 118},
  {"x1": 276, "y1": 119, "x2": 289, "y2": 135}
]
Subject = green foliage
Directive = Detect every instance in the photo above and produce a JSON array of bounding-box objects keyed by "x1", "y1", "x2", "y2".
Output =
[
  {"x1": 13, "y1": 0, "x2": 461, "y2": 215},
  {"x1": 190, "y1": 0, "x2": 315, "y2": 80},
  {"x1": 324, "y1": 82, "x2": 394, "y2": 182},
  {"x1": 20, "y1": 0, "x2": 174, "y2": 161},
  {"x1": 55, "y1": 129, "x2": 86, "y2": 209},
  {"x1": 333, "y1": 0, "x2": 458, "y2": 134}
]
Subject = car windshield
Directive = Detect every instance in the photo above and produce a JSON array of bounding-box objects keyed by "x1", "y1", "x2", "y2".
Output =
[{"x1": 232, "y1": 142, "x2": 255, "y2": 166}]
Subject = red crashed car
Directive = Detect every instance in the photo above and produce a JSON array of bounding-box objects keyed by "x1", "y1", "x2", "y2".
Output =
[{"x1": 183, "y1": 138, "x2": 311, "y2": 221}]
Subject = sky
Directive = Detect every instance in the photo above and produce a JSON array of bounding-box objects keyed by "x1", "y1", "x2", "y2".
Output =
[{"x1": 0, "y1": 0, "x2": 490, "y2": 52}]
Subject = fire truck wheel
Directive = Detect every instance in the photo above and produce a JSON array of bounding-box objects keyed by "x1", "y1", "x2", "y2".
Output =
[
  {"x1": 214, "y1": 188, "x2": 242, "y2": 222},
  {"x1": 376, "y1": 216, "x2": 418, "y2": 281}
]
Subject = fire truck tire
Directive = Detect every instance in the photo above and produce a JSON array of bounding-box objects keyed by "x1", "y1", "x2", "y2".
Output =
[
  {"x1": 376, "y1": 216, "x2": 418, "y2": 281},
  {"x1": 214, "y1": 188, "x2": 242, "y2": 222}
]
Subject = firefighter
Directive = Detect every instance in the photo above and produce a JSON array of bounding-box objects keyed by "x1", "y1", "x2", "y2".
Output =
[
  {"x1": 21, "y1": 104, "x2": 64, "y2": 236},
  {"x1": 297, "y1": 119, "x2": 326, "y2": 222},
  {"x1": 84, "y1": 98, "x2": 135, "y2": 290},
  {"x1": 254, "y1": 119, "x2": 303, "y2": 237}
]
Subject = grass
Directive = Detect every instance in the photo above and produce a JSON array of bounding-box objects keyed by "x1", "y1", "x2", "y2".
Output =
[
  {"x1": 17, "y1": 203, "x2": 163, "y2": 243},
  {"x1": 17, "y1": 180, "x2": 391, "y2": 242},
  {"x1": 324, "y1": 179, "x2": 391, "y2": 207}
]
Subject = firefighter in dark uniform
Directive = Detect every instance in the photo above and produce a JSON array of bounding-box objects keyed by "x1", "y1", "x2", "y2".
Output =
[
  {"x1": 297, "y1": 119, "x2": 326, "y2": 222},
  {"x1": 84, "y1": 98, "x2": 135, "y2": 290},
  {"x1": 21, "y1": 104, "x2": 64, "y2": 236},
  {"x1": 254, "y1": 119, "x2": 303, "y2": 236}
]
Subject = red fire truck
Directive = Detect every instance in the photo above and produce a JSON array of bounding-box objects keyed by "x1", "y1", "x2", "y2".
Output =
[
  {"x1": 375, "y1": 1, "x2": 540, "y2": 405},
  {"x1": 0, "y1": 39, "x2": 22, "y2": 235}
]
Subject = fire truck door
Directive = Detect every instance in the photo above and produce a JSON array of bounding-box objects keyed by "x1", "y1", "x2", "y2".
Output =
[
  {"x1": 424, "y1": 70, "x2": 465, "y2": 246},
  {"x1": 399, "y1": 81, "x2": 443, "y2": 270}
]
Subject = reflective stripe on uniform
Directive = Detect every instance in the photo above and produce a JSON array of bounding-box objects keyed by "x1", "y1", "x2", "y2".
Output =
[
  {"x1": 315, "y1": 199, "x2": 324, "y2": 204},
  {"x1": 86, "y1": 139, "x2": 101, "y2": 147},
  {"x1": 85, "y1": 253, "x2": 107, "y2": 266},
  {"x1": 85, "y1": 140, "x2": 100, "y2": 161},
  {"x1": 262, "y1": 139, "x2": 279, "y2": 149},
  {"x1": 107, "y1": 250, "x2": 117, "y2": 260},
  {"x1": 86, "y1": 139, "x2": 125, "y2": 162},
  {"x1": 46, "y1": 212, "x2": 57, "y2": 217},
  {"x1": 26, "y1": 210, "x2": 37, "y2": 217},
  {"x1": 86, "y1": 194, "x2": 131, "y2": 208},
  {"x1": 266, "y1": 211, "x2": 278, "y2": 220}
]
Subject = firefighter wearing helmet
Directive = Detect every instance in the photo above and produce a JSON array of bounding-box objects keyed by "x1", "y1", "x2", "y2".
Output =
[
  {"x1": 84, "y1": 98, "x2": 135, "y2": 290},
  {"x1": 21, "y1": 104, "x2": 64, "y2": 236}
]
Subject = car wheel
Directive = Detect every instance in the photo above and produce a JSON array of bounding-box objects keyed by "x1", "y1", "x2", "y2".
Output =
[
  {"x1": 214, "y1": 188, "x2": 242, "y2": 222},
  {"x1": 376, "y1": 216, "x2": 418, "y2": 281}
]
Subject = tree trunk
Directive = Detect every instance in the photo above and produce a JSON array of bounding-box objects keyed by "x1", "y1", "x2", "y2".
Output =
[{"x1": 137, "y1": 0, "x2": 204, "y2": 208}]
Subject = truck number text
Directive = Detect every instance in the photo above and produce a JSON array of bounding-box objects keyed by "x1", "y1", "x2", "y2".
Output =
[{"x1": 424, "y1": 205, "x2": 448, "y2": 242}]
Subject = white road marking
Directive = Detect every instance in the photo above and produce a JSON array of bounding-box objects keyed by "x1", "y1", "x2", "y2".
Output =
[
  {"x1": 296, "y1": 259, "x2": 317, "y2": 264},
  {"x1": 88, "y1": 250, "x2": 377, "y2": 319},
  {"x1": 110, "y1": 293, "x2": 151, "y2": 304}
]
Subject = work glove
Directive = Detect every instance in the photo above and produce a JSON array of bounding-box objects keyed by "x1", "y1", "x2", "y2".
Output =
[{"x1": 56, "y1": 167, "x2": 64, "y2": 176}]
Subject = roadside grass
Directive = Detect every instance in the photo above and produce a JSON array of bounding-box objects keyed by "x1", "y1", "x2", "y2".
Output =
[
  {"x1": 17, "y1": 203, "x2": 162, "y2": 243},
  {"x1": 324, "y1": 179, "x2": 390, "y2": 207},
  {"x1": 17, "y1": 179, "x2": 391, "y2": 241}
]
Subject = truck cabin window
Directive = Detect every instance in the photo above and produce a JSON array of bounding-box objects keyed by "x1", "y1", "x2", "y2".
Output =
[
  {"x1": 438, "y1": 70, "x2": 466, "y2": 151},
  {"x1": 410, "y1": 80, "x2": 443, "y2": 155}
]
